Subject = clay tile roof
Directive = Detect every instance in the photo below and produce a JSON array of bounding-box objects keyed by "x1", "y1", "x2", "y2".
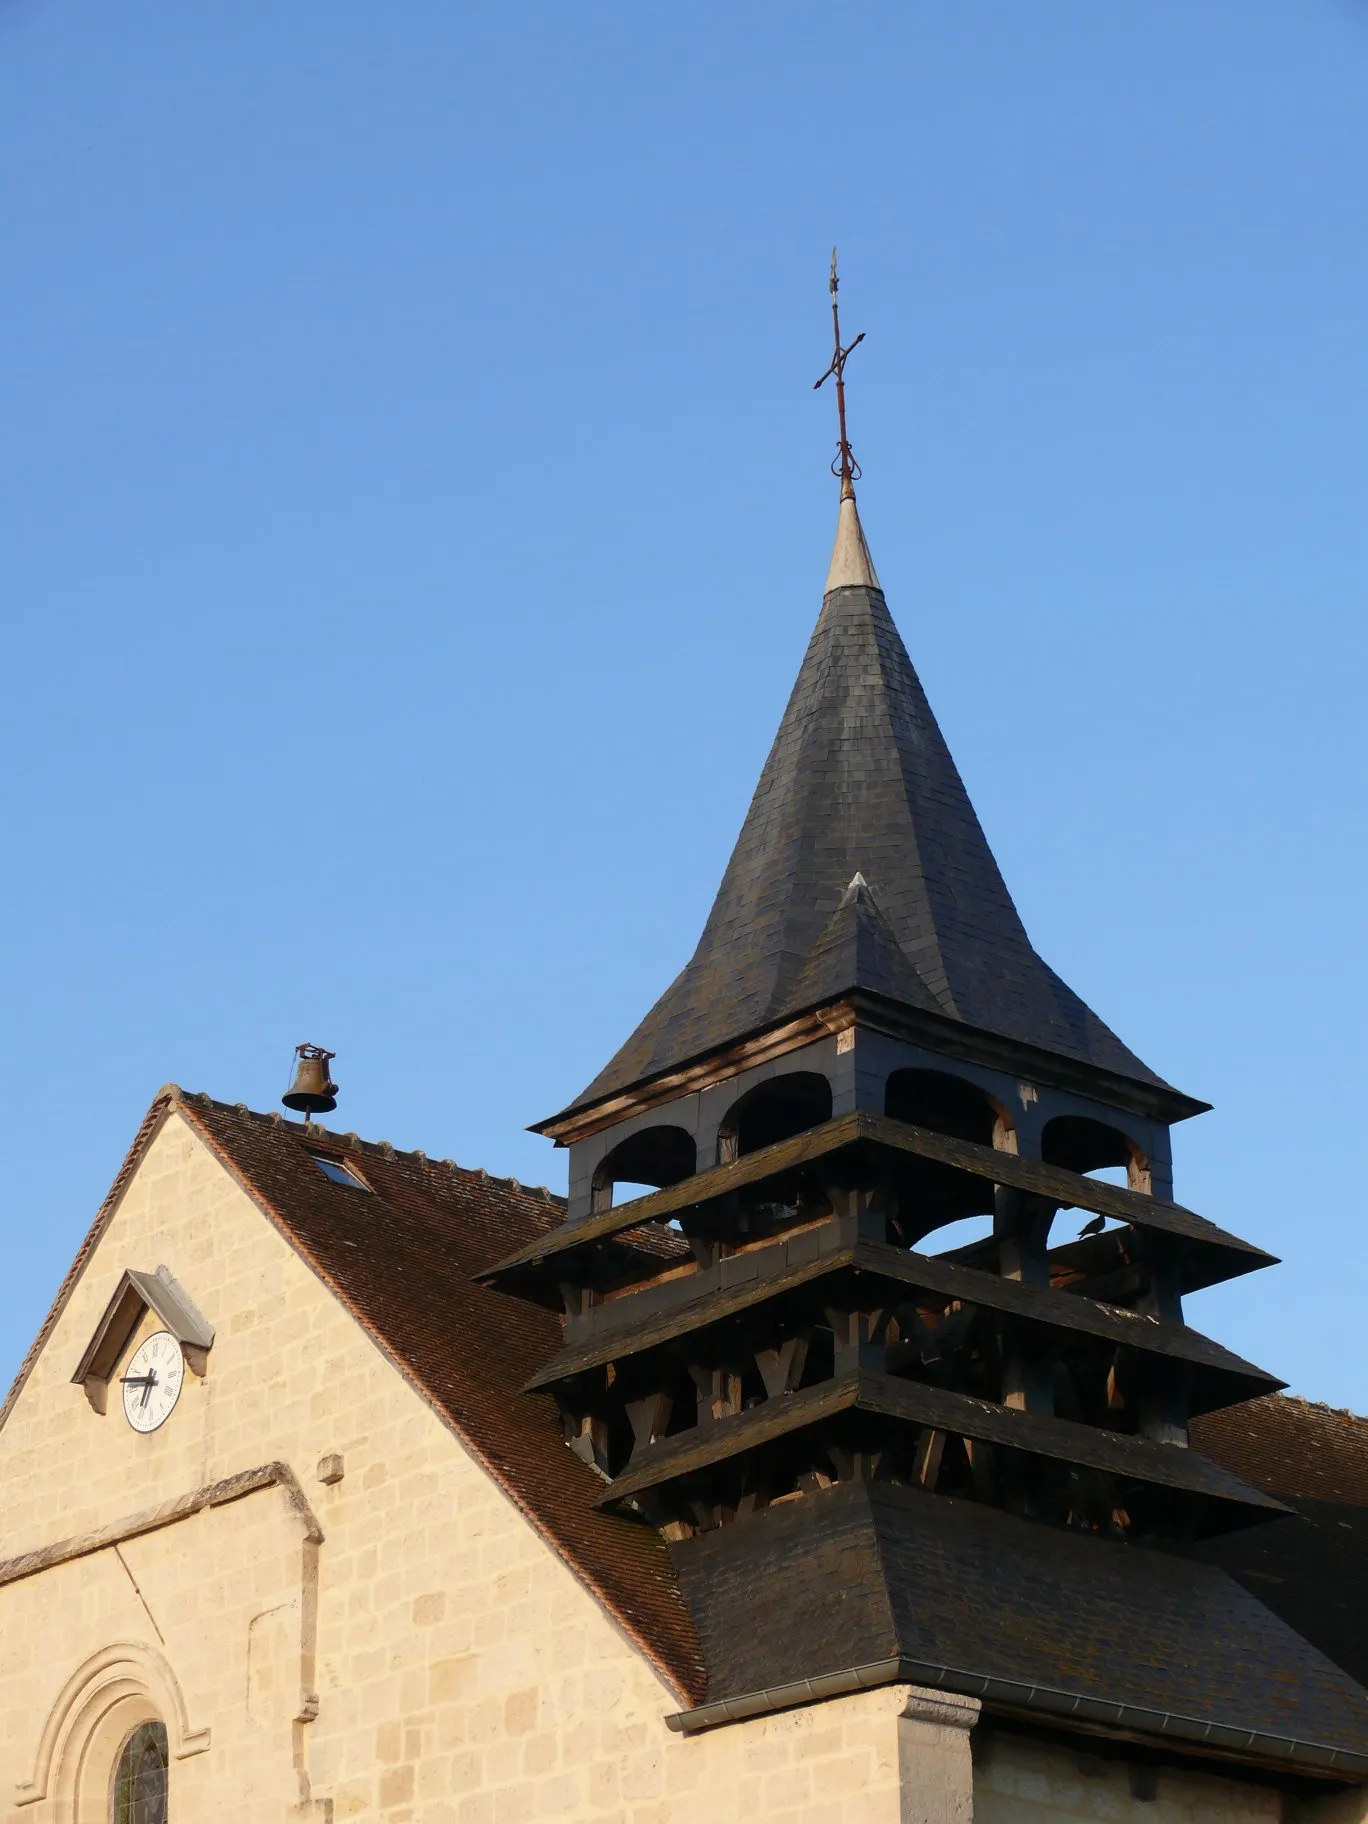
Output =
[{"x1": 2, "y1": 1089, "x2": 704, "y2": 1702}]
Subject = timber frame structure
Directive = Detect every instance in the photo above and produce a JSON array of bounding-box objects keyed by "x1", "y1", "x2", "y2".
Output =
[
  {"x1": 478, "y1": 338, "x2": 1368, "y2": 1776},
  {"x1": 483, "y1": 477, "x2": 1283, "y2": 1550},
  {"x1": 483, "y1": 1102, "x2": 1283, "y2": 1542}
]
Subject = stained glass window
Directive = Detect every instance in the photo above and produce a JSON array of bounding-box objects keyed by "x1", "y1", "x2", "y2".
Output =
[{"x1": 111, "y1": 1721, "x2": 168, "y2": 1824}]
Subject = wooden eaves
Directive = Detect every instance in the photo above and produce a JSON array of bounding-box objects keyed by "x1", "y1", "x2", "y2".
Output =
[
  {"x1": 525, "y1": 1232, "x2": 1284, "y2": 1414},
  {"x1": 481, "y1": 1111, "x2": 1275, "y2": 1291},
  {"x1": 596, "y1": 1367, "x2": 1289, "y2": 1528},
  {"x1": 538, "y1": 992, "x2": 1212, "y2": 1148}
]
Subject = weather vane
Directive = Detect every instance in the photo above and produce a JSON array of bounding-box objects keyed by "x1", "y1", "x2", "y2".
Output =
[{"x1": 813, "y1": 247, "x2": 865, "y2": 490}]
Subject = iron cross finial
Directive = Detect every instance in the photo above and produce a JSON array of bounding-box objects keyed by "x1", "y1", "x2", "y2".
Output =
[{"x1": 813, "y1": 247, "x2": 865, "y2": 491}]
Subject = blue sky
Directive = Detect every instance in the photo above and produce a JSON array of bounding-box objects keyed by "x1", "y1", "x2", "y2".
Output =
[{"x1": 2, "y1": 2, "x2": 1365, "y2": 1407}]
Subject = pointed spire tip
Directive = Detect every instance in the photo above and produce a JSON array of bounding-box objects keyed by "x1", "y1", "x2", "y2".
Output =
[
  {"x1": 825, "y1": 488, "x2": 880, "y2": 593},
  {"x1": 816, "y1": 251, "x2": 873, "y2": 590}
]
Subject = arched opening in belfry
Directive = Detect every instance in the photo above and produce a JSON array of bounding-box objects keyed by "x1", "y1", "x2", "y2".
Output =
[
  {"x1": 1041, "y1": 1115, "x2": 1150, "y2": 1193},
  {"x1": 884, "y1": 1068, "x2": 1010, "y2": 1149},
  {"x1": 881, "y1": 1070, "x2": 1012, "y2": 1256},
  {"x1": 717, "y1": 1073, "x2": 833, "y2": 1164},
  {"x1": 591, "y1": 1126, "x2": 697, "y2": 1212}
]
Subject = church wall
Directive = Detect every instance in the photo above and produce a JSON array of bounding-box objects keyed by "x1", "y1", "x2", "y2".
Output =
[
  {"x1": 971, "y1": 1730, "x2": 1367, "y2": 1824},
  {"x1": 1, "y1": 1484, "x2": 312, "y2": 1816},
  {"x1": 1309, "y1": 1793, "x2": 1368, "y2": 1822},
  {"x1": 0, "y1": 1111, "x2": 969, "y2": 1822}
]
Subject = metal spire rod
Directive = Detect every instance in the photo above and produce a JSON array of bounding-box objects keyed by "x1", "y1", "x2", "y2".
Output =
[{"x1": 813, "y1": 247, "x2": 865, "y2": 492}]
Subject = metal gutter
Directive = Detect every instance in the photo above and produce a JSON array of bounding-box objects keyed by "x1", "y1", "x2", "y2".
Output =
[
  {"x1": 665, "y1": 1657, "x2": 904, "y2": 1731},
  {"x1": 664, "y1": 1656, "x2": 1368, "y2": 1780}
]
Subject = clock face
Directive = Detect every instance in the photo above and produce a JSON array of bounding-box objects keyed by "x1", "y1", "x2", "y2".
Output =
[{"x1": 121, "y1": 1331, "x2": 184, "y2": 1433}]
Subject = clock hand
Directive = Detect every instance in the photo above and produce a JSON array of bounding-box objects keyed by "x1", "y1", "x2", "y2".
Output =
[
  {"x1": 140, "y1": 1372, "x2": 157, "y2": 1408},
  {"x1": 120, "y1": 1373, "x2": 155, "y2": 1387}
]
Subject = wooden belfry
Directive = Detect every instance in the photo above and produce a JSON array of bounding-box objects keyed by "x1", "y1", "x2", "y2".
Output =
[{"x1": 481, "y1": 265, "x2": 1283, "y2": 1555}]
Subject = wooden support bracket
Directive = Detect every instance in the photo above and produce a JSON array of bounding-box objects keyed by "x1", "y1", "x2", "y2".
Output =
[{"x1": 755, "y1": 1335, "x2": 809, "y2": 1399}]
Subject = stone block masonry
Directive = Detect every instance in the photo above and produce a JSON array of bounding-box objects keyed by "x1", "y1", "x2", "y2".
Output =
[{"x1": 0, "y1": 1109, "x2": 1353, "y2": 1821}]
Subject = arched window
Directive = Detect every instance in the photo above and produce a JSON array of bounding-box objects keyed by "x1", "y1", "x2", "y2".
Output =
[
  {"x1": 112, "y1": 1720, "x2": 168, "y2": 1824},
  {"x1": 884, "y1": 1069, "x2": 1007, "y2": 1148},
  {"x1": 591, "y1": 1126, "x2": 697, "y2": 1212},
  {"x1": 1041, "y1": 1115, "x2": 1150, "y2": 1192},
  {"x1": 717, "y1": 1073, "x2": 833, "y2": 1164},
  {"x1": 881, "y1": 1071, "x2": 1011, "y2": 1249}
]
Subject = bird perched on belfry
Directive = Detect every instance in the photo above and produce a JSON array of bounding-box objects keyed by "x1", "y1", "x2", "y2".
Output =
[{"x1": 1078, "y1": 1214, "x2": 1107, "y2": 1239}]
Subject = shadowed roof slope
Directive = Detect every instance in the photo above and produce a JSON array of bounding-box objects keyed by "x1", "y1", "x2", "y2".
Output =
[
  {"x1": 671, "y1": 1478, "x2": 1368, "y2": 1773},
  {"x1": 1194, "y1": 1395, "x2": 1368, "y2": 1693},
  {"x1": 571, "y1": 540, "x2": 1166, "y2": 1111}
]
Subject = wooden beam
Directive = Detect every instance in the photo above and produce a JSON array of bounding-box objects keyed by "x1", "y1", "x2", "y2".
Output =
[
  {"x1": 483, "y1": 1110, "x2": 1272, "y2": 1283},
  {"x1": 597, "y1": 1368, "x2": 1289, "y2": 1515},
  {"x1": 625, "y1": 1390, "x2": 674, "y2": 1451},
  {"x1": 913, "y1": 1427, "x2": 946, "y2": 1490},
  {"x1": 527, "y1": 1233, "x2": 1281, "y2": 1405},
  {"x1": 534, "y1": 990, "x2": 1209, "y2": 1147},
  {"x1": 485, "y1": 1113, "x2": 866, "y2": 1275},
  {"x1": 688, "y1": 1365, "x2": 742, "y2": 1425},
  {"x1": 755, "y1": 1336, "x2": 809, "y2": 1399}
]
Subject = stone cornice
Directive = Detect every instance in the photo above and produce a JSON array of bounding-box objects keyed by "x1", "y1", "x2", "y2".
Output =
[{"x1": 0, "y1": 1460, "x2": 322, "y2": 1591}]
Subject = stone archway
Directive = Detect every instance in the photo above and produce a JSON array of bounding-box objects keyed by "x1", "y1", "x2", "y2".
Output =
[{"x1": 14, "y1": 1640, "x2": 209, "y2": 1820}]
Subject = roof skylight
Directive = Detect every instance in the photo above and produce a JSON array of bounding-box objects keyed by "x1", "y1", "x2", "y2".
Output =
[{"x1": 311, "y1": 1154, "x2": 370, "y2": 1191}]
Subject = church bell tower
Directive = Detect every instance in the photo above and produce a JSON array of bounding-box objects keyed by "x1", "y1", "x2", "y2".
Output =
[{"x1": 481, "y1": 263, "x2": 1283, "y2": 1615}]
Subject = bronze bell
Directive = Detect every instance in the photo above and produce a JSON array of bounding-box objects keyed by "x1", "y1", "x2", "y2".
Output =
[{"x1": 283, "y1": 1043, "x2": 338, "y2": 1115}]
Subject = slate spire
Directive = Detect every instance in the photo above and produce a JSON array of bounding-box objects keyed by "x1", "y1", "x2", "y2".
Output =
[{"x1": 569, "y1": 487, "x2": 1166, "y2": 1111}]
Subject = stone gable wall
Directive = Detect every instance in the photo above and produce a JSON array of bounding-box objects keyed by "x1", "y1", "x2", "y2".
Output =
[
  {"x1": 0, "y1": 1111, "x2": 1355, "y2": 1823},
  {"x1": 0, "y1": 1111, "x2": 945, "y2": 1822}
]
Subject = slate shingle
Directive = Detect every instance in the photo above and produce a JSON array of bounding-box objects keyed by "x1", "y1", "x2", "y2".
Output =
[
  {"x1": 671, "y1": 1479, "x2": 1368, "y2": 1766},
  {"x1": 571, "y1": 580, "x2": 1166, "y2": 1112}
]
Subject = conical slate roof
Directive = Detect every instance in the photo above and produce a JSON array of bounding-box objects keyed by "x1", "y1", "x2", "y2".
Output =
[{"x1": 571, "y1": 496, "x2": 1165, "y2": 1110}]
